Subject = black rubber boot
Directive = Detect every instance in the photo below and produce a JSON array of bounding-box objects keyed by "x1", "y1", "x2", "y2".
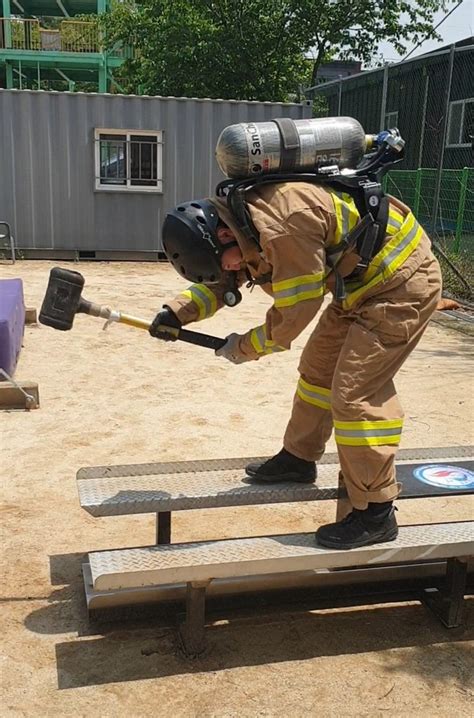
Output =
[
  {"x1": 245, "y1": 448, "x2": 317, "y2": 484},
  {"x1": 316, "y1": 505, "x2": 398, "y2": 550}
]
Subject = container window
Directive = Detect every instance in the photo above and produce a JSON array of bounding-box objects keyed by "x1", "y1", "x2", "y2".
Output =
[{"x1": 95, "y1": 129, "x2": 163, "y2": 192}]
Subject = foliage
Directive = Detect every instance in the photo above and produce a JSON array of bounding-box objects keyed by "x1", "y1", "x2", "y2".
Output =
[
  {"x1": 103, "y1": 0, "x2": 452, "y2": 100},
  {"x1": 295, "y1": 0, "x2": 453, "y2": 85},
  {"x1": 103, "y1": 0, "x2": 308, "y2": 100}
]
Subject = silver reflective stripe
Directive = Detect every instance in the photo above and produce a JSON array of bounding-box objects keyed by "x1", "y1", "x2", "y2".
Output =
[
  {"x1": 273, "y1": 277, "x2": 324, "y2": 301},
  {"x1": 340, "y1": 198, "x2": 351, "y2": 236},
  {"x1": 298, "y1": 384, "x2": 331, "y2": 406},
  {"x1": 375, "y1": 220, "x2": 421, "y2": 276},
  {"x1": 335, "y1": 427, "x2": 401, "y2": 438},
  {"x1": 388, "y1": 215, "x2": 403, "y2": 231},
  {"x1": 189, "y1": 285, "x2": 214, "y2": 317}
]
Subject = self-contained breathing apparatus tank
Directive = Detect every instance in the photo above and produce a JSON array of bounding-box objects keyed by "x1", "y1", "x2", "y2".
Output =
[
  {"x1": 214, "y1": 117, "x2": 405, "y2": 307},
  {"x1": 215, "y1": 116, "x2": 368, "y2": 179}
]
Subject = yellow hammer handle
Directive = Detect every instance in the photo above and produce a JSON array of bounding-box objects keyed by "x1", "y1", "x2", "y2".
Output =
[
  {"x1": 118, "y1": 313, "x2": 152, "y2": 331},
  {"x1": 117, "y1": 313, "x2": 180, "y2": 338}
]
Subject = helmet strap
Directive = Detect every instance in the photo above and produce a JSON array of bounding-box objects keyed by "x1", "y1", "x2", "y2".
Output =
[{"x1": 220, "y1": 239, "x2": 239, "y2": 250}]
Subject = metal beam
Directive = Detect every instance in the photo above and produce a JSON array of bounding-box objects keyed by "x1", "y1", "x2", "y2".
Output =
[
  {"x1": 2, "y1": 0, "x2": 12, "y2": 48},
  {"x1": 107, "y1": 70, "x2": 127, "y2": 94},
  {"x1": 55, "y1": 67, "x2": 71, "y2": 81},
  {"x1": 13, "y1": 62, "x2": 27, "y2": 89},
  {"x1": 12, "y1": 0, "x2": 25, "y2": 12},
  {"x1": 0, "y1": 48, "x2": 124, "y2": 68},
  {"x1": 156, "y1": 511, "x2": 171, "y2": 545},
  {"x1": 179, "y1": 581, "x2": 209, "y2": 657},
  {"x1": 379, "y1": 63, "x2": 389, "y2": 131},
  {"x1": 55, "y1": 67, "x2": 75, "y2": 90},
  {"x1": 5, "y1": 60, "x2": 14, "y2": 88},
  {"x1": 55, "y1": 0, "x2": 70, "y2": 17},
  {"x1": 431, "y1": 43, "x2": 456, "y2": 234}
]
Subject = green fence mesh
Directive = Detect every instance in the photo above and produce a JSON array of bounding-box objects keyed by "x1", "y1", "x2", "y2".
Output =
[{"x1": 384, "y1": 167, "x2": 474, "y2": 255}]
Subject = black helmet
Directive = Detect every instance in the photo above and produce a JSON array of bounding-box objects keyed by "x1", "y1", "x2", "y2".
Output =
[{"x1": 162, "y1": 199, "x2": 224, "y2": 284}]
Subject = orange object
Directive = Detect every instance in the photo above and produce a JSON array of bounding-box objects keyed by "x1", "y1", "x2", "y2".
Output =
[{"x1": 437, "y1": 298, "x2": 460, "y2": 311}]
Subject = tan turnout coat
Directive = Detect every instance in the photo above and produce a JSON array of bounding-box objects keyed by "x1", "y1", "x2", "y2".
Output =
[{"x1": 166, "y1": 182, "x2": 442, "y2": 508}]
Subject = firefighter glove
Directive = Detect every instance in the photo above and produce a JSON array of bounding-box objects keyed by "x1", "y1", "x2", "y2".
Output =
[
  {"x1": 215, "y1": 333, "x2": 250, "y2": 364},
  {"x1": 149, "y1": 307, "x2": 181, "y2": 341}
]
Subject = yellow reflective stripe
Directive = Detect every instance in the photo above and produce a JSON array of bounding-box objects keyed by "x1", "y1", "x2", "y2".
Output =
[
  {"x1": 181, "y1": 283, "x2": 217, "y2": 320},
  {"x1": 300, "y1": 378, "x2": 331, "y2": 397},
  {"x1": 334, "y1": 419, "x2": 403, "y2": 431},
  {"x1": 343, "y1": 214, "x2": 423, "y2": 309},
  {"x1": 336, "y1": 435, "x2": 401, "y2": 447},
  {"x1": 331, "y1": 192, "x2": 360, "y2": 243},
  {"x1": 334, "y1": 418, "x2": 403, "y2": 447},
  {"x1": 359, "y1": 213, "x2": 417, "y2": 283},
  {"x1": 250, "y1": 325, "x2": 286, "y2": 355},
  {"x1": 273, "y1": 273, "x2": 325, "y2": 308},
  {"x1": 250, "y1": 325, "x2": 265, "y2": 352},
  {"x1": 386, "y1": 208, "x2": 404, "y2": 235},
  {"x1": 297, "y1": 378, "x2": 331, "y2": 410}
]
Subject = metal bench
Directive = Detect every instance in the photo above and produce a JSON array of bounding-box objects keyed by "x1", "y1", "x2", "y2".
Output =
[
  {"x1": 87, "y1": 521, "x2": 474, "y2": 655},
  {"x1": 77, "y1": 446, "x2": 473, "y2": 654},
  {"x1": 77, "y1": 446, "x2": 474, "y2": 544}
]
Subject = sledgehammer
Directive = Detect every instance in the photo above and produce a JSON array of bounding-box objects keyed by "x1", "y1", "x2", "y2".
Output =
[{"x1": 39, "y1": 267, "x2": 226, "y2": 351}]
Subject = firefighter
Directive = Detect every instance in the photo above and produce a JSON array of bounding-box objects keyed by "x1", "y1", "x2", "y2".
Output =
[{"x1": 149, "y1": 182, "x2": 442, "y2": 550}]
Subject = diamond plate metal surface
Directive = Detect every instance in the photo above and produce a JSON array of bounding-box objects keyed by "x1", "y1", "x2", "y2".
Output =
[
  {"x1": 77, "y1": 446, "x2": 473, "y2": 480},
  {"x1": 77, "y1": 451, "x2": 473, "y2": 517},
  {"x1": 78, "y1": 465, "x2": 339, "y2": 516},
  {"x1": 89, "y1": 521, "x2": 474, "y2": 591}
]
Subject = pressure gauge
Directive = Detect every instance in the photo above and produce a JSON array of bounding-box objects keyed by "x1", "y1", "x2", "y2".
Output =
[{"x1": 223, "y1": 289, "x2": 242, "y2": 307}]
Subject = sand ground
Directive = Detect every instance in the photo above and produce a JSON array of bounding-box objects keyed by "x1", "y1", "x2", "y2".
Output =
[{"x1": 1, "y1": 260, "x2": 473, "y2": 718}]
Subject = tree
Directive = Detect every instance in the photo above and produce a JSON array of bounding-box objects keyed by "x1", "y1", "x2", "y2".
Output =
[
  {"x1": 104, "y1": 0, "x2": 453, "y2": 100},
  {"x1": 104, "y1": 0, "x2": 308, "y2": 100},
  {"x1": 296, "y1": 0, "x2": 454, "y2": 86}
]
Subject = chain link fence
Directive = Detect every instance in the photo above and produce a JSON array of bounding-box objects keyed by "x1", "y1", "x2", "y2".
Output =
[{"x1": 305, "y1": 43, "x2": 473, "y2": 298}]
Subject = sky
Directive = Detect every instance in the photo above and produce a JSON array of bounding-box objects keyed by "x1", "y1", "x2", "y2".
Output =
[{"x1": 377, "y1": 0, "x2": 473, "y2": 62}]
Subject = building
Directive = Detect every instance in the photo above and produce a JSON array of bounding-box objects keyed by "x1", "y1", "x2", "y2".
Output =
[
  {"x1": 0, "y1": 89, "x2": 312, "y2": 258},
  {"x1": 304, "y1": 40, "x2": 473, "y2": 246},
  {"x1": 315, "y1": 59, "x2": 362, "y2": 84},
  {"x1": 306, "y1": 39, "x2": 473, "y2": 171},
  {"x1": 0, "y1": 0, "x2": 126, "y2": 92}
]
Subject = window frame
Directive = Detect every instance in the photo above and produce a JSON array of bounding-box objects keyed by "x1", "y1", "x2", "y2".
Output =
[
  {"x1": 94, "y1": 128, "x2": 164, "y2": 193},
  {"x1": 446, "y1": 98, "x2": 473, "y2": 148}
]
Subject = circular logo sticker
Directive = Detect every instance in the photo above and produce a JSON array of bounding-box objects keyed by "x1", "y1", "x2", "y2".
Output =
[{"x1": 413, "y1": 464, "x2": 474, "y2": 489}]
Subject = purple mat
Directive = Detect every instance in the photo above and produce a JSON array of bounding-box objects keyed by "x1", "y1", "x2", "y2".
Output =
[{"x1": 0, "y1": 278, "x2": 25, "y2": 378}]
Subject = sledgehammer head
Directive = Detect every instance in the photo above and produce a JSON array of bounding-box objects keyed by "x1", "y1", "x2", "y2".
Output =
[{"x1": 39, "y1": 267, "x2": 87, "y2": 331}]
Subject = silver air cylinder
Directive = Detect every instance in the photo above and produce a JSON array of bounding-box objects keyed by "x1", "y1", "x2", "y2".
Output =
[{"x1": 216, "y1": 116, "x2": 367, "y2": 179}]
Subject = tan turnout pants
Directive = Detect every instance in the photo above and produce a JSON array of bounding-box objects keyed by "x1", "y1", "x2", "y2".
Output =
[{"x1": 284, "y1": 253, "x2": 442, "y2": 509}]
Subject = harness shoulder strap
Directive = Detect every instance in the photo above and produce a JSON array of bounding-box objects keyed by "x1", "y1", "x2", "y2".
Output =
[
  {"x1": 221, "y1": 172, "x2": 391, "y2": 301},
  {"x1": 354, "y1": 186, "x2": 389, "y2": 268}
]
